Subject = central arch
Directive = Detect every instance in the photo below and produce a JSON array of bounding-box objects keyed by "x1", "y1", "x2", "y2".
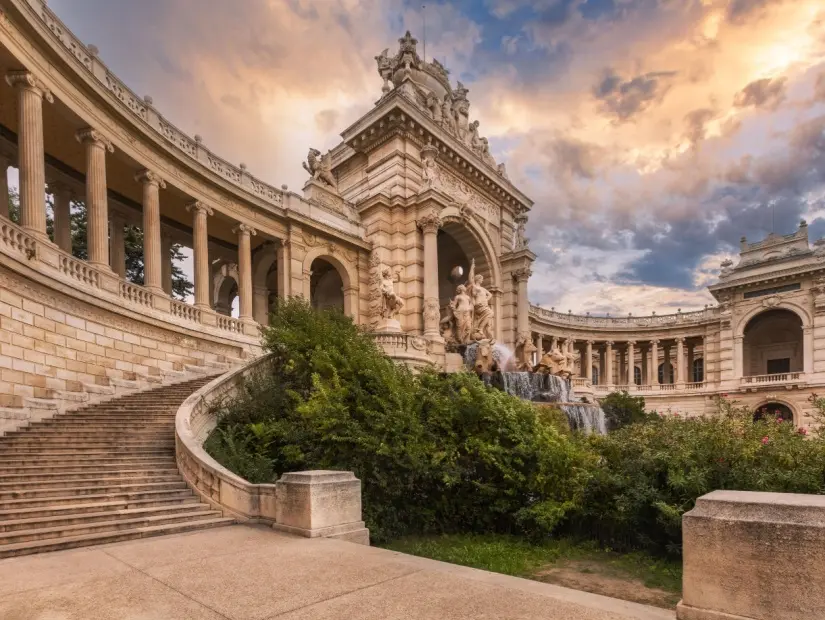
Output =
[
  {"x1": 743, "y1": 308, "x2": 803, "y2": 376},
  {"x1": 301, "y1": 248, "x2": 359, "y2": 319}
]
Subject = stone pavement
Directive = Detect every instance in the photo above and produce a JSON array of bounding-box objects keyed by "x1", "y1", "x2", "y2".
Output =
[{"x1": 0, "y1": 524, "x2": 675, "y2": 620}]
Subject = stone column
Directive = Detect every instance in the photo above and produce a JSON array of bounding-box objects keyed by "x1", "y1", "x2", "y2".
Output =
[
  {"x1": 6, "y1": 72, "x2": 53, "y2": 237},
  {"x1": 0, "y1": 152, "x2": 12, "y2": 219},
  {"x1": 76, "y1": 128, "x2": 114, "y2": 268},
  {"x1": 276, "y1": 240, "x2": 290, "y2": 299},
  {"x1": 627, "y1": 341, "x2": 636, "y2": 386},
  {"x1": 109, "y1": 213, "x2": 126, "y2": 278},
  {"x1": 641, "y1": 345, "x2": 649, "y2": 386},
  {"x1": 536, "y1": 335, "x2": 543, "y2": 361},
  {"x1": 135, "y1": 170, "x2": 166, "y2": 294},
  {"x1": 234, "y1": 223, "x2": 256, "y2": 322},
  {"x1": 605, "y1": 341, "x2": 614, "y2": 385},
  {"x1": 664, "y1": 345, "x2": 672, "y2": 384},
  {"x1": 586, "y1": 340, "x2": 593, "y2": 381},
  {"x1": 551, "y1": 336, "x2": 558, "y2": 351},
  {"x1": 49, "y1": 181, "x2": 73, "y2": 253},
  {"x1": 187, "y1": 201, "x2": 213, "y2": 310},
  {"x1": 687, "y1": 341, "x2": 695, "y2": 383},
  {"x1": 513, "y1": 267, "x2": 532, "y2": 344},
  {"x1": 676, "y1": 337, "x2": 686, "y2": 385},
  {"x1": 651, "y1": 339, "x2": 660, "y2": 385},
  {"x1": 161, "y1": 232, "x2": 173, "y2": 295},
  {"x1": 417, "y1": 212, "x2": 442, "y2": 337}
]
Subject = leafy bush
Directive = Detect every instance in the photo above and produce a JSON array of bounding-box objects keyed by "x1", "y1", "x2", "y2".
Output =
[
  {"x1": 206, "y1": 299, "x2": 593, "y2": 542},
  {"x1": 600, "y1": 391, "x2": 649, "y2": 430},
  {"x1": 569, "y1": 399, "x2": 825, "y2": 556}
]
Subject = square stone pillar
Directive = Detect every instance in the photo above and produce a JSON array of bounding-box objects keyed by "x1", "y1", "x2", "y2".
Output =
[
  {"x1": 678, "y1": 490, "x2": 825, "y2": 620},
  {"x1": 651, "y1": 339, "x2": 659, "y2": 385},
  {"x1": 605, "y1": 341, "x2": 614, "y2": 385},
  {"x1": 273, "y1": 471, "x2": 369, "y2": 545}
]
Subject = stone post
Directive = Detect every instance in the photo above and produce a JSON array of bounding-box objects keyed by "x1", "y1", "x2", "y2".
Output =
[
  {"x1": 651, "y1": 339, "x2": 659, "y2": 385},
  {"x1": 678, "y1": 490, "x2": 825, "y2": 620},
  {"x1": 0, "y1": 152, "x2": 12, "y2": 219},
  {"x1": 664, "y1": 344, "x2": 672, "y2": 384},
  {"x1": 6, "y1": 72, "x2": 53, "y2": 238},
  {"x1": 276, "y1": 240, "x2": 290, "y2": 299},
  {"x1": 135, "y1": 170, "x2": 166, "y2": 294},
  {"x1": 234, "y1": 223, "x2": 256, "y2": 322},
  {"x1": 627, "y1": 340, "x2": 636, "y2": 386},
  {"x1": 109, "y1": 213, "x2": 126, "y2": 278},
  {"x1": 273, "y1": 471, "x2": 369, "y2": 544},
  {"x1": 687, "y1": 341, "x2": 695, "y2": 383},
  {"x1": 676, "y1": 337, "x2": 686, "y2": 385},
  {"x1": 187, "y1": 201, "x2": 213, "y2": 310},
  {"x1": 161, "y1": 232, "x2": 173, "y2": 295},
  {"x1": 605, "y1": 341, "x2": 614, "y2": 386},
  {"x1": 76, "y1": 128, "x2": 114, "y2": 269},
  {"x1": 585, "y1": 340, "x2": 593, "y2": 381},
  {"x1": 417, "y1": 212, "x2": 442, "y2": 337},
  {"x1": 641, "y1": 345, "x2": 649, "y2": 386},
  {"x1": 49, "y1": 181, "x2": 73, "y2": 253}
]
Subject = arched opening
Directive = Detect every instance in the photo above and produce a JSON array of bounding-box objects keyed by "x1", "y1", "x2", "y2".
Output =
[
  {"x1": 692, "y1": 358, "x2": 704, "y2": 383},
  {"x1": 658, "y1": 362, "x2": 674, "y2": 385},
  {"x1": 436, "y1": 220, "x2": 496, "y2": 334},
  {"x1": 633, "y1": 366, "x2": 642, "y2": 386},
  {"x1": 213, "y1": 263, "x2": 239, "y2": 317},
  {"x1": 753, "y1": 402, "x2": 794, "y2": 424},
  {"x1": 310, "y1": 258, "x2": 344, "y2": 312},
  {"x1": 743, "y1": 309, "x2": 803, "y2": 376},
  {"x1": 251, "y1": 243, "x2": 280, "y2": 324}
]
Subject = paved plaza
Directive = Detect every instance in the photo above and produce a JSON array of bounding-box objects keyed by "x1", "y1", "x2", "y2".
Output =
[{"x1": 0, "y1": 525, "x2": 674, "y2": 620}]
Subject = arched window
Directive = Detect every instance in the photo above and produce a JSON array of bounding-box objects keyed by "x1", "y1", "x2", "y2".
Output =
[
  {"x1": 743, "y1": 309, "x2": 803, "y2": 376},
  {"x1": 753, "y1": 402, "x2": 794, "y2": 424},
  {"x1": 658, "y1": 362, "x2": 674, "y2": 384},
  {"x1": 633, "y1": 366, "x2": 642, "y2": 386},
  {"x1": 309, "y1": 258, "x2": 344, "y2": 312},
  {"x1": 692, "y1": 358, "x2": 704, "y2": 383}
]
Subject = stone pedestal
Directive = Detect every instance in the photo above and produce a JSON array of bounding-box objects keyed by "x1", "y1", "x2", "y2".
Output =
[
  {"x1": 273, "y1": 470, "x2": 369, "y2": 545},
  {"x1": 375, "y1": 318, "x2": 401, "y2": 332},
  {"x1": 678, "y1": 490, "x2": 825, "y2": 620}
]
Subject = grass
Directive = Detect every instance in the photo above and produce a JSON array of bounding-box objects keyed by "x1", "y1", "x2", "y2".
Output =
[{"x1": 382, "y1": 534, "x2": 683, "y2": 608}]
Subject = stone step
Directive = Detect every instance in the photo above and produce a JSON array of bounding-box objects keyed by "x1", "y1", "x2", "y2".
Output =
[
  {"x1": 0, "y1": 495, "x2": 202, "y2": 521},
  {"x1": 24, "y1": 424, "x2": 175, "y2": 433},
  {"x1": 0, "y1": 509, "x2": 223, "y2": 545},
  {"x1": 0, "y1": 437, "x2": 175, "y2": 447},
  {"x1": 3, "y1": 429, "x2": 172, "y2": 439},
  {"x1": 0, "y1": 480, "x2": 188, "y2": 500},
  {"x1": 0, "y1": 459, "x2": 177, "y2": 473},
  {"x1": 0, "y1": 474, "x2": 184, "y2": 491},
  {"x1": 0, "y1": 468, "x2": 181, "y2": 482},
  {"x1": 0, "y1": 447, "x2": 174, "y2": 457},
  {"x1": 0, "y1": 517, "x2": 235, "y2": 559},
  {"x1": 0, "y1": 489, "x2": 196, "y2": 510}
]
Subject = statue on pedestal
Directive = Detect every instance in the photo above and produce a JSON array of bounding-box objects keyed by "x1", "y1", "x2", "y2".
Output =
[
  {"x1": 534, "y1": 347, "x2": 574, "y2": 380},
  {"x1": 302, "y1": 147, "x2": 337, "y2": 191},
  {"x1": 514, "y1": 332, "x2": 536, "y2": 371},
  {"x1": 379, "y1": 266, "x2": 404, "y2": 320},
  {"x1": 466, "y1": 259, "x2": 494, "y2": 341}
]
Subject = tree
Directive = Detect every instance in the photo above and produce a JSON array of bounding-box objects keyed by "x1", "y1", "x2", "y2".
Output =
[
  {"x1": 600, "y1": 390, "x2": 649, "y2": 431},
  {"x1": 7, "y1": 188, "x2": 193, "y2": 300}
]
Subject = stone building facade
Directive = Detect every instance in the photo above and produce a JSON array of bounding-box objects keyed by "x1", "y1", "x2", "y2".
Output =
[{"x1": 0, "y1": 0, "x2": 823, "y2": 429}]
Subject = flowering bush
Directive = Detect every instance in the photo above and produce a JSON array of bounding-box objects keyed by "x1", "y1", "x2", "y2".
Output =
[{"x1": 568, "y1": 397, "x2": 825, "y2": 556}]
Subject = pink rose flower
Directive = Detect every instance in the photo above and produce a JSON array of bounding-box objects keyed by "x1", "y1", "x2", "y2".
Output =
[{"x1": 761, "y1": 436, "x2": 770, "y2": 445}]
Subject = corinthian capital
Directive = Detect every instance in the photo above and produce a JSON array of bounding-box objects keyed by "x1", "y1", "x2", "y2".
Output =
[
  {"x1": 233, "y1": 223, "x2": 257, "y2": 236},
  {"x1": 416, "y1": 211, "x2": 441, "y2": 234},
  {"x1": 75, "y1": 127, "x2": 114, "y2": 153},
  {"x1": 135, "y1": 169, "x2": 166, "y2": 189},
  {"x1": 512, "y1": 267, "x2": 532, "y2": 282},
  {"x1": 5, "y1": 71, "x2": 54, "y2": 103}
]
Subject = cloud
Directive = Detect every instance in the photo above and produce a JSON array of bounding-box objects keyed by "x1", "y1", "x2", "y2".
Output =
[
  {"x1": 592, "y1": 68, "x2": 677, "y2": 122},
  {"x1": 734, "y1": 77, "x2": 788, "y2": 109}
]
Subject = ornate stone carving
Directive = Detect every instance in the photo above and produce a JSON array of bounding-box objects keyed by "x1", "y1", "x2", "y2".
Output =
[
  {"x1": 75, "y1": 127, "x2": 114, "y2": 153},
  {"x1": 5, "y1": 71, "x2": 54, "y2": 103},
  {"x1": 417, "y1": 212, "x2": 442, "y2": 234},
  {"x1": 467, "y1": 259, "x2": 494, "y2": 341},
  {"x1": 232, "y1": 223, "x2": 257, "y2": 236},
  {"x1": 420, "y1": 143, "x2": 439, "y2": 189},
  {"x1": 512, "y1": 267, "x2": 532, "y2": 282},
  {"x1": 514, "y1": 331, "x2": 537, "y2": 371},
  {"x1": 513, "y1": 212, "x2": 529, "y2": 250},
  {"x1": 135, "y1": 169, "x2": 166, "y2": 188},
  {"x1": 534, "y1": 347, "x2": 574, "y2": 380},
  {"x1": 443, "y1": 284, "x2": 473, "y2": 344},
  {"x1": 302, "y1": 147, "x2": 337, "y2": 190},
  {"x1": 429, "y1": 166, "x2": 499, "y2": 222},
  {"x1": 185, "y1": 201, "x2": 214, "y2": 216},
  {"x1": 762, "y1": 295, "x2": 781, "y2": 308}
]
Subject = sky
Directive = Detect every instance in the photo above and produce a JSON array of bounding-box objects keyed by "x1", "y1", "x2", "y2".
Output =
[{"x1": 49, "y1": 0, "x2": 825, "y2": 315}]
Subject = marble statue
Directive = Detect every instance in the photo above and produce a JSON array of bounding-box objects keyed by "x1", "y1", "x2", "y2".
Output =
[
  {"x1": 473, "y1": 339, "x2": 496, "y2": 373},
  {"x1": 302, "y1": 147, "x2": 337, "y2": 190},
  {"x1": 514, "y1": 213, "x2": 529, "y2": 250},
  {"x1": 514, "y1": 332, "x2": 536, "y2": 371},
  {"x1": 441, "y1": 284, "x2": 473, "y2": 345},
  {"x1": 468, "y1": 120, "x2": 482, "y2": 154},
  {"x1": 467, "y1": 259, "x2": 494, "y2": 341},
  {"x1": 534, "y1": 347, "x2": 573, "y2": 380}
]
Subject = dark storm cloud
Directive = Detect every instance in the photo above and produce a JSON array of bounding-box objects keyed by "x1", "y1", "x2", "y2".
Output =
[
  {"x1": 593, "y1": 68, "x2": 677, "y2": 122},
  {"x1": 734, "y1": 77, "x2": 787, "y2": 110},
  {"x1": 683, "y1": 108, "x2": 716, "y2": 145},
  {"x1": 548, "y1": 137, "x2": 605, "y2": 179}
]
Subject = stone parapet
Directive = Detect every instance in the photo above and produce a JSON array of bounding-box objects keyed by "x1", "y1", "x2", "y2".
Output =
[{"x1": 678, "y1": 490, "x2": 825, "y2": 620}]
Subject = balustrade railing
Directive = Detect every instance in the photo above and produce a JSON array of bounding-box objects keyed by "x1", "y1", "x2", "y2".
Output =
[
  {"x1": 119, "y1": 281, "x2": 153, "y2": 307},
  {"x1": 685, "y1": 382, "x2": 705, "y2": 390},
  {"x1": 742, "y1": 373, "x2": 802, "y2": 385},
  {"x1": 216, "y1": 315, "x2": 242, "y2": 333},
  {"x1": 170, "y1": 299, "x2": 201, "y2": 323},
  {"x1": 529, "y1": 304, "x2": 720, "y2": 328},
  {"x1": 571, "y1": 377, "x2": 591, "y2": 389},
  {"x1": 659, "y1": 384, "x2": 677, "y2": 391},
  {"x1": 59, "y1": 254, "x2": 99, "y2": 288},
  {"x1": 0, "y1": 220, "x2": 38, "y2": 260}
]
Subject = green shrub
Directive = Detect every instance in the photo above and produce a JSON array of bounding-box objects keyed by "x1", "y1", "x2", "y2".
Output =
[
  {"x1": 600, "y1": 391, "x2": 649, "y2": 430},
  {"x1": 569, "y1": 398, "x2": 825, "y2": 556},
  {"x1": 205, "y1": 299, "x2": 593, "y2": 542}
]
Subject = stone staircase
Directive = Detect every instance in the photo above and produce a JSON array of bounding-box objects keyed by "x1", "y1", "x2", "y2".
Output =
[{"x1": 0, "y1": 376, "x2": 235, "y2": 559}]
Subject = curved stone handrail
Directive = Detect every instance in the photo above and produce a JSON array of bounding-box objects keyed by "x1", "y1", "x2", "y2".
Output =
[
  {"x1": 529, "y1": 304, "x2": 721, "y2": 329},
  {"x1": 175, "y1": 354, "x2": 278, "y2": 522}
]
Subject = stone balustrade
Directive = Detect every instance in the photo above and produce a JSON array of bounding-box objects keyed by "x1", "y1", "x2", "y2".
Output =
[
  {"x1": 0, "y1": 218, "x2": 38, "y2": 259},
  {"x1": 678, "y1": 490, "x2": 825, "y2": 620},
  {"x1": 530, "y1": 304, "x2": 720, "y2": 329},
  {"x1": 371, "y1": 332, "x2": 432, "y2": 368},
  {"x1": 741, "y1": 372, "x2": 803, "y2": 385},
  {"x1": 119, "y1": 281, "x2": 153, "y2": 307},
  {"x1": 175, "y1": 354, "x2": 369, "y2": 543}
]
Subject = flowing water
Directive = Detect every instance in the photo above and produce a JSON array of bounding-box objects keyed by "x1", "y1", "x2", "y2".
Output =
[{"x1": 463, "y1": 342, "x2": 514, "y2": 370}]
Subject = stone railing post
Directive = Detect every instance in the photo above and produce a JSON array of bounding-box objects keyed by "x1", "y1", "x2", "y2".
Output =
[
  {"x1": 273, "y1": 471, "x2": 369, "y2": 544},
  {"x1": 678, "y1": 490, "x2": 825, "y2": 620}
]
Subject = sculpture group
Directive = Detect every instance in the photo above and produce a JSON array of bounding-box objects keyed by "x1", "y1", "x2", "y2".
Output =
[{"x1": 440, "y1": 259, "x2": 494, "y2": 345}]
